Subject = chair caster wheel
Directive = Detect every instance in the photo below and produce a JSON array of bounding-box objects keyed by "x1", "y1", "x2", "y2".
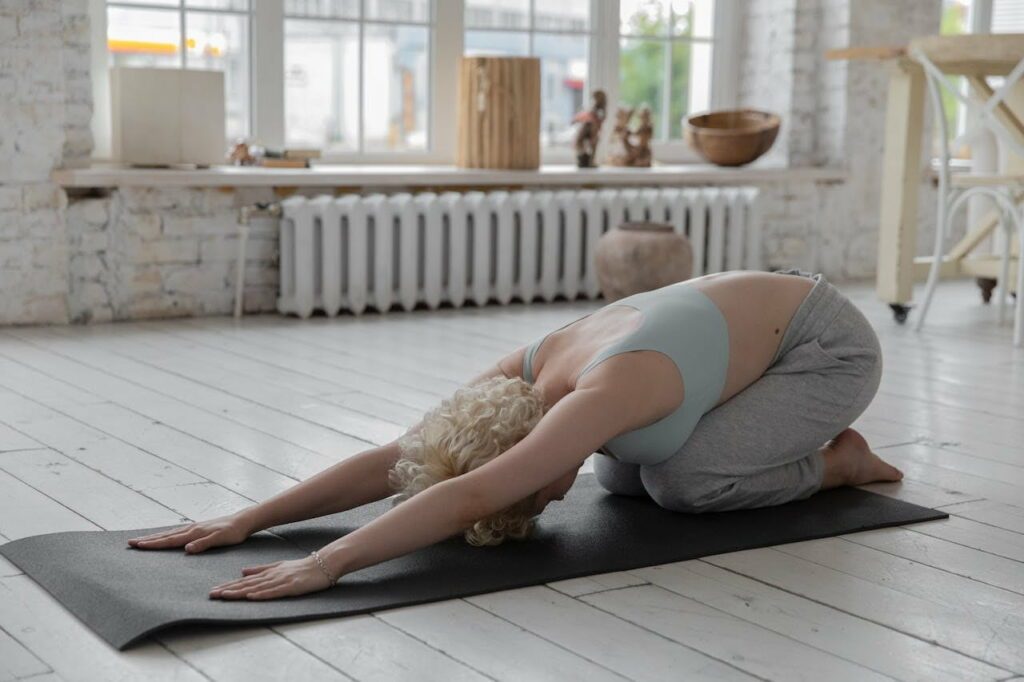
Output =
[
  {"x1": 977, "y1": 277, "x2": 997, "y2": 304},
  {"x1": 889, "y1": 303, "x2": 911, "y2": 324}
]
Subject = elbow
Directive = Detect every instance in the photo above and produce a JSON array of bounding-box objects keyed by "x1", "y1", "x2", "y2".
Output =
[{"x1": 450, "y1": 478, "x2": 489, "y2": 529}]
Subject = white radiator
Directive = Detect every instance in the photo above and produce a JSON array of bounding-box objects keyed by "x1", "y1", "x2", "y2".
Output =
[{"x1": 277, "y1": 187, "x2": 761, "y2": 318}]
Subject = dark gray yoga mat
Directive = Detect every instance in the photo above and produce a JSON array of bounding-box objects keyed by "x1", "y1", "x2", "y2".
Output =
[{"x1": 1, "y1": 473, "x2": 946, "y2": 650}]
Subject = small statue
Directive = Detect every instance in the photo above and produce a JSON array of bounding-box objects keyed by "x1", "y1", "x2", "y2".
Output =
[
  {"x1": 633, "y1": 107, "x2": 653, "y2": 167},
  {"x1": 572, "y1": 89, "x2": 607, "y2": 168},
  {"x1": 228, "y1": 141, "x2": 257, "y2": 166},
  {"x1": 607, "y1": 106, "x2": 654, "y2": 168}
]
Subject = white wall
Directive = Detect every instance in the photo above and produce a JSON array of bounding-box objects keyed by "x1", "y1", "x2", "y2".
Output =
[
  {"x1": 0, "y1": 0, "x2": 92, "y2": 324},
  {"x1": 737, "y1": 0, "x2": 942, "y2": 279}
]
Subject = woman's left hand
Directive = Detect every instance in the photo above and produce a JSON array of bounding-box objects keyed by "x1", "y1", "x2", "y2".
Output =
[{"x1": 209, "y1": 556, "x2": 334, "y2": 601}]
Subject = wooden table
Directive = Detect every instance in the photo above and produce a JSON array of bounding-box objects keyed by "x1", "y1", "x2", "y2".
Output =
[{"x1": 828, "y1": 36, "x2": 1024, "y2": 323}]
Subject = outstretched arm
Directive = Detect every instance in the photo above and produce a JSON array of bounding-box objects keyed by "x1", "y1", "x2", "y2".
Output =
[
  {"x1": 237, "y1": 361, "x2": 517, "y2": 534},
  {"x1": 129, "y1": 362, "x2": 515, "y2": 553},
  {"x1": 209, "y1": 384, "x2": 638, "y2": 600},
  {"x1": 128, "y1": 439, "x2": 407, "y2": 552}
]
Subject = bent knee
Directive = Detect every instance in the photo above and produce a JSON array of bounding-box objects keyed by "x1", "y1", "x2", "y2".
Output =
[
  {"x1": 593, "y1": 456, "x2": 647, "y2": 497},
  {"x1": 640, "y1": 469, "x2": 735, "y2": 513}
]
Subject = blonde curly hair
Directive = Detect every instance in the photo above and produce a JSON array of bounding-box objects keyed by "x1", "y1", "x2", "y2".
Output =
[{"x1": 387, "y1": 376, "x2": 546, "y2": 546}]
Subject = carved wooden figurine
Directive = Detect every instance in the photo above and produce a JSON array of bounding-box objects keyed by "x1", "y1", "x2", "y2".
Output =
[
  {"x1": 607, "y1": 107, "x2": 635, "y2": 166},
  {"x1": 607, "y1": 106, "x2": 653, "y2": 168},
  {"x1": 228, "y1": 141, "x2": 256, "y2": 166},
  {"x1": 573, "y1": 89, "x2": 607, "y2": 168},
  {"x1": 633, "y1": 107, "x2": 653, "y2": 167}
]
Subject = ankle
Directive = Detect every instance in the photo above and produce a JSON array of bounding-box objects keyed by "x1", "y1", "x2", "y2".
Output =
[{"x1": 819, "y1": 443, "x2": 852, "y2": 489}]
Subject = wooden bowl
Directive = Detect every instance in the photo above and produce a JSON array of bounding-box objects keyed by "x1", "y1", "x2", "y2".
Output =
[{"x1": 685, "y1": 109, "x2": 780, "y2": 166}]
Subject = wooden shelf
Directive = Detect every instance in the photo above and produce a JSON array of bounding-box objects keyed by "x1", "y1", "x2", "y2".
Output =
[{"x1": 53, "y1": 163, "x2": 846, "y2": 189}]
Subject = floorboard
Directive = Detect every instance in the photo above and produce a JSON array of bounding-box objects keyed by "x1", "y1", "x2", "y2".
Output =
[
  {"x1": 632, "y1": 559, "x2": 1007, "y2": 681},
  {"x1": 1, "y1": 279, "x2": 1022, "y2": 681}
]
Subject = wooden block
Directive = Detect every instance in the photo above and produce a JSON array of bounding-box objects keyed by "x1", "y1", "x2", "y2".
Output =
[
  {"x1": 457, "y1": 57, "x2": 541, "y2": 170},
  {"x1": 110, "y1": 67, "x2": 226, "y2": 166}
]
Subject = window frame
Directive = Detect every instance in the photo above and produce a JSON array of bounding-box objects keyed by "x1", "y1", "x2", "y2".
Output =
[
  {"x1": 934, "y1": 0, "x2": 993, "y2": 157},
  {"x1": 92, "y1": 0, "x2": 741, "y2": 164},
  {"x1": 103, "y1": 0, "x2": 256, "y2": 140}
]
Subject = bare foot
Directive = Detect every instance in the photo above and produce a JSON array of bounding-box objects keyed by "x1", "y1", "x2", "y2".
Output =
[{"x1": 820, "y1": 428, "x2": 903, "y2": 489}]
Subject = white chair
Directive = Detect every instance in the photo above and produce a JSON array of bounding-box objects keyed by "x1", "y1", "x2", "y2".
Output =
[{"x1": 910, "y1": 36, "x2": 1024, "y2": 346}]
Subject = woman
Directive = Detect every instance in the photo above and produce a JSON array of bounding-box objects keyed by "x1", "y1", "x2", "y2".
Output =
[{"x1": 129, "y1": 269, "x2": 903, "y2": 601}]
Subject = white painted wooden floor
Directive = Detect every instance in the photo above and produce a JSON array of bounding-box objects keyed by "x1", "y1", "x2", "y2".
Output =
[{"x1": 1, "y1": 279, "x2": 1023, "y2": 682}]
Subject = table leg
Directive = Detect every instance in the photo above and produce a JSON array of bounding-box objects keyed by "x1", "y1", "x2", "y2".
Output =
[{"x1": 876, "y1": 58, "x2": 925, "y2": 310}]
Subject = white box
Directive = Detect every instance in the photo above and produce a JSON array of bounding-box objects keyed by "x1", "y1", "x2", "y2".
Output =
[{"x1": 110, "y1": 67, "x2": 226, "y2": 166}]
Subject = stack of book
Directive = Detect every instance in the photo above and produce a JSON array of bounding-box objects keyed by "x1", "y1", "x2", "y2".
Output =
[{"x1": 259, "y1": 149, "x2": 321, "y2": 168}]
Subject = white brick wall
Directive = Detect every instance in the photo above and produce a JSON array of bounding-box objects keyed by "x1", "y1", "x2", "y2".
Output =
[
  {"x1": 0, "y1": 0, "x2": 92, "y2": 324},
  {"x1": 0, "y1": 0, "x2": 947, "y2": 325},
  {"x1": 0, "y1": 1, "x2": 281, "y2": 324},
  {"x1": 66, "y1": 188, "x2": 279, "y2": 323},
  {"x1": 61, "y1": 1, "x2": 94, "y2": 166},
  {"x1": 738, "y1": 0, "x2": 942, "y2": 280}
]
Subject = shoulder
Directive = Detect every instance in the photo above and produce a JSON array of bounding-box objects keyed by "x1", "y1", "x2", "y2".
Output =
[{"x1": 497, "y1": 346, "x2": 529, "y2": 380}]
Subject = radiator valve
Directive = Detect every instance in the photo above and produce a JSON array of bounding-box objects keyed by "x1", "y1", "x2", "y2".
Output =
[{"x1": 238, "y1": 202, "x2": 282, "y2": 225}]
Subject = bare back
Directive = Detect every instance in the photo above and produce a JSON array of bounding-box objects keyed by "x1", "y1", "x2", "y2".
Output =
[{"x1": 503, "y1": 271, "x2": 815, "y2": 423}]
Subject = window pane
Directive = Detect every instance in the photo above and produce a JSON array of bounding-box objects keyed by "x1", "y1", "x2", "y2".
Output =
[
  {"x1": 285, "y1": 20, "x2": 359, "y2": 151},
  {"x1": 941, "y1": 0, "x2": 970, "y2": 34},
  {"x1": 936, "y1": 0, "x2": 969, "y2": 155},
  {"x1": 668, "y1": 40, "x2": 690, "y2": 138},
  {"x1": 534, "y1": 0, "x2": 589, "y2": 32},
  {"x1": 363, "y1": 24, "x2": 429, "y2": 151},
  {"x1": 993, "y1": 0, "x2": 1024, "y2": 32},
  {"x1": 620, "y1": 0, "x2": 670, "y2": 37},
  {"x1": 366, "y1": 0, "x2": 431, "y2": 23},
  {"x1": 186, "y1": 11, "x2": 249, "y2": 140},
  {"x1": 186, "y1": 0, "x2": 250, "y2": 10},
  {"x1": 533, "y1": 32, "x2": 587, "y2": 148},
  {"x1": 686, "y1": 40, "x2": 711, "y2": 117},
  {"x1": 619, "y1": 38, "x2": 666, "y2": 138},
  {"x1": 465, "y1": 0, "x2": 529, "y2": 30},
  {"x1": 107, "y1": 6, "x2": 182, "y2": 68},
  {"x1": 285, "y1": 0, "x2": 359, "y2": 19},
  {"x1": 669, "y1": 0, "x2": 714, "y2": 38},
  {"x1": 464, "y1": 30, "x2": 530, "y2": 56}
]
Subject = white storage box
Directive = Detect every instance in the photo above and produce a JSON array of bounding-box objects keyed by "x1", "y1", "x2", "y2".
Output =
[{"x1": 110, "y1": 67, "x2": 225, "y2": 166}]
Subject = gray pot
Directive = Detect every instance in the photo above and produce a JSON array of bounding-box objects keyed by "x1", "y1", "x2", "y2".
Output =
[{"x1": 594, "y1": 222, "x2": 694, "y2": 301}]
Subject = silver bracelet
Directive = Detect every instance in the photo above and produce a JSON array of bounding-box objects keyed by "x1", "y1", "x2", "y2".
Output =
[{"x1": 310, "y1": 550, "x2": 338, "y2": 586}]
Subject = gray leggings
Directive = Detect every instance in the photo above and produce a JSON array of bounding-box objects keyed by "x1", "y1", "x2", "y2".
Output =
[{"x1": 594, "y1": 270, "x2": 882, "y2": 513}]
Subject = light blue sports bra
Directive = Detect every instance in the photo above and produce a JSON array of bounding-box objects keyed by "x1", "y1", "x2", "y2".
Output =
[{"x1": 522, "y1": 283, "x2": 730, "y2": 466}]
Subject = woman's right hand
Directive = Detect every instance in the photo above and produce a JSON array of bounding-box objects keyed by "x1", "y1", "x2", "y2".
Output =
[{"x1": 127, "y1": 511, "x2": 257, "y2": 554}]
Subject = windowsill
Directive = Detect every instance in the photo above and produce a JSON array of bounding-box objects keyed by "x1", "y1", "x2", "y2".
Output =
[{"x1": 53, "y1": 163, "x2": 847, "y2": 189}]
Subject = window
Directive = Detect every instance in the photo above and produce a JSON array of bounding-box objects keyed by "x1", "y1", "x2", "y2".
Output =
[
  {"x1": 98, "y1": 0, "x2": 738, "y2": 162},
  {"x1": 284, "y1": 0, "x2": 432, "y2": 152},
  {"x1": 618, "y1": 0, "x2": 714, "y2": 141},
  {"x1": 992, "y1": 0, "x2": 1024, "y2": 31},
  {"x1": 106, "y1": 0, "x2": 252, "y2": 140},
  {"x1": 935, "y1": 0, "x2": 1017, "y2": 159}
]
